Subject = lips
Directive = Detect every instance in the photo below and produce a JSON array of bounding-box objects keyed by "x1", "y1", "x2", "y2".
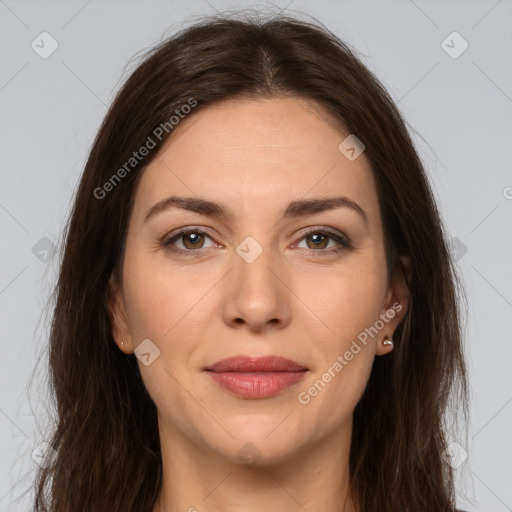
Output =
[
  {"x1": 204, "y1": 355, "x2": 308, "y2": 373},
  {"x1": 204, "y1": 356, "x2": 309, "y2": 399}
]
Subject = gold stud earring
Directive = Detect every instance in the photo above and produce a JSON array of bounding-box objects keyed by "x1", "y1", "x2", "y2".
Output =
[{"x1": 382, "y1": 335, "x2": 393, "y2": 347}]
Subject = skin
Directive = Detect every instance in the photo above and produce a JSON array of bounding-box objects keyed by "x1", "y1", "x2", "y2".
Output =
[{"x1": 107, "y1": 97, "x2": 409, "y2": 512}]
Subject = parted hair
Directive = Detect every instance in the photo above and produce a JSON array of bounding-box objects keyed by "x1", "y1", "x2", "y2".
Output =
[{"x1": 32, "y1": 11, "x2": 469, "y2": 512}]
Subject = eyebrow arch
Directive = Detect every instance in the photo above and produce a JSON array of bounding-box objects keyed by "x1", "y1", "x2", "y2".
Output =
[{"x1": 143, "y1": 195, "x2": 368, "y2": 225}]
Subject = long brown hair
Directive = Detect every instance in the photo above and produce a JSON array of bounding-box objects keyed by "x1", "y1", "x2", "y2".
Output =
[{"x1": 32, "y1": 11, "x2": 469, "y2": 512}]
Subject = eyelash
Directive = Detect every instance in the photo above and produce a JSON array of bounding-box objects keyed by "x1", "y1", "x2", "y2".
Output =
[{"x1": 162, "y1": 227, "x2": 353, "y2": 257}]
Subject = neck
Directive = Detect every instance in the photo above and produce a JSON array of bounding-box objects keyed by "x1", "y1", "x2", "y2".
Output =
[{"x1": 152, "y1": 415, "x2": 357, "y2": 512}]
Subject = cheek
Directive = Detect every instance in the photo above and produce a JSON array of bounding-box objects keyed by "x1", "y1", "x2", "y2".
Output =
[
  {"x1": 123, "y1": 279, "x2": 169, "y2": 342},
  {"x1": 121, "y1": 251, "x2": 203, "y2": 394},
  {"x1": 121, "y1": 246, "x2": 181, "y2": 342},
  {"x1": 296, "y1": 260, "x2": 386, "y2": 345},
  {"x1": 339, "y1": 277, "x2": 384, "y2": 337},
  {"x1": 292, "y1": 272, "x2": 384, "y2": 440},
  {"x1": 298, "y1": 268, "x2": 386, "y2": 409}
]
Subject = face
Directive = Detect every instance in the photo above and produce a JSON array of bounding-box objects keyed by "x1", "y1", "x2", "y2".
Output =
[{"x1": 108, "y1": 97, "x2": 408, "y2": 465}]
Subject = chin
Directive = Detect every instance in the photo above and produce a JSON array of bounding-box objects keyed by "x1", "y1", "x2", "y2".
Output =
[{"x1": 205, "y1": 427, "x2": 304, "y2": 467}]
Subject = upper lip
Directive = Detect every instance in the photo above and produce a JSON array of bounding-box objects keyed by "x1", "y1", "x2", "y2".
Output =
[{"x1": 204, "y1": 356, "x2": 308, "y2": 372}]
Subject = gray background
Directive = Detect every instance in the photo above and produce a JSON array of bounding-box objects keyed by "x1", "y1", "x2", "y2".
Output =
[{"x1": 1, "y1": 0, "x2": 511, "y2": 510}]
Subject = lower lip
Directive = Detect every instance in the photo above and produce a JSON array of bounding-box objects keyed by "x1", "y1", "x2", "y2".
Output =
[{"x1": 206, "y1": 371, "x2": 308, "y2": 399}]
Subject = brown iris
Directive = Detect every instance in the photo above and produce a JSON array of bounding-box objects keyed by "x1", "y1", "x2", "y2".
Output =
[
  {"x1": 181, "y1": 232, "x2": 205, "y2": 249},
  {"x1": 305, "y1": 233, "x2": 329, "y2": 250}
]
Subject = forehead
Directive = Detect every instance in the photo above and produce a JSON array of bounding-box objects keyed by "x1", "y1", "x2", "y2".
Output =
[{"x1": 131, "y1": 97, "x2": 380, "y2": 228}]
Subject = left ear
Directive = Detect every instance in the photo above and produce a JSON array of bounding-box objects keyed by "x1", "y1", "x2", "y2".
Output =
[{"x1": 376, "y1": 255, "x2": 410, "y2": 355}]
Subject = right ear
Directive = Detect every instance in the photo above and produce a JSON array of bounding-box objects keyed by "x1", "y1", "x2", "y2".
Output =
[{"x1": 106, "y1": 273, "x2": 134, "y2": 354}]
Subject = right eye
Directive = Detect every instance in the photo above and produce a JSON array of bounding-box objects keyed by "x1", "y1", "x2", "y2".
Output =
[{"x1": 162, "y1": 228, "x2": 218, "y2": 256}]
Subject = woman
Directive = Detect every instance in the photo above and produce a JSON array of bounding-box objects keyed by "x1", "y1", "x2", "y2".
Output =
[{"x1": 33, "y1": 11, "x2": 469, "y2": 512}]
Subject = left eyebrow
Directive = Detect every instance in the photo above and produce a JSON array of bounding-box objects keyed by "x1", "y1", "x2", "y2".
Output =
[
  {"x1": 143, "y1": 195, "x2": 369, "y2": 226},
  {"x1": 283, "y1": 196, "x2": 368, "y2": 226}
]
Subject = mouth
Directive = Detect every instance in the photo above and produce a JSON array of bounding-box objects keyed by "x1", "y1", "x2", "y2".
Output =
[{"x1": 203, "y1": 355, "x2": 309, "y2": 399}]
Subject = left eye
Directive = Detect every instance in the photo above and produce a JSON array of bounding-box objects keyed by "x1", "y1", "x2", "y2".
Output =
[{"x1": 295, "y1": 231, "x2": 349, "y2": 252}]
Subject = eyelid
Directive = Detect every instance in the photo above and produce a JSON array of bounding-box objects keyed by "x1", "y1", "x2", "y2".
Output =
[{"x1": 295, "y1": 225, "x2": 349, "y2": 241}]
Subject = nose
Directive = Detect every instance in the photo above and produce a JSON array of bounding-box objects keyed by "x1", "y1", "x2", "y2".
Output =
[{"x1": 222, "y1": 238, "x2": 292, "y2": 333}]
